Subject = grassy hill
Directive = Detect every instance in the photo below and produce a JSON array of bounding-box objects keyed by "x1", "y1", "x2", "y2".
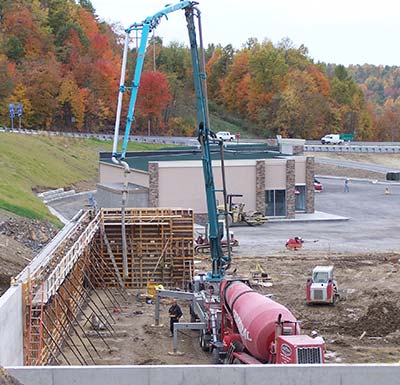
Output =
[{"x1": 0, "y1": 133, "x2": 167, "y2": 223}]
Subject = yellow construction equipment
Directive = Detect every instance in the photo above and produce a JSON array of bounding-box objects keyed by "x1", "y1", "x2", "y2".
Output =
[{"x1": 218, "y1": 194, "x2": 267, "y2": 226}]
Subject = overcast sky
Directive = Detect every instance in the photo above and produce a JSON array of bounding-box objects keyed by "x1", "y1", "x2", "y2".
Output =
[{"x1": 91, "y1": 0, "x2": 399, "y2": 66}]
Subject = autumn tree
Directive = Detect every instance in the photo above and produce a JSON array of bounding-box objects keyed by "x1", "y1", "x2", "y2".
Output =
[
  {"x1": 135, "y1": 71, "x2": 172, "y2": 134},
  {"x1": 58, "y1": 77, "x2": 87, "y2": 130},
  {"x1": 8, "y1": 83, "x2": 33, "y2": 127}
]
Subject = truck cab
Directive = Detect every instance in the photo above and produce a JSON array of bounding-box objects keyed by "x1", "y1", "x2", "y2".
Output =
[{"x1": 306, "y1": 265, "x2": 338, "y2": 305}]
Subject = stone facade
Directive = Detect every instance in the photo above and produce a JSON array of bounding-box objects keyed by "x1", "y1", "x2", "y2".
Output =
[
  {"x1": 148, "y1": 162, "x2": 159, "y2": 207},
  {"x1": 305, "y1": 156, "x2": 315, "y2": 213},
  {"x1": 255, "y1": 160, "x2": 266, "y2": 214},
  {"x1": 286, "y1": 159, "x2": 295, "y2": 219},
  {"x1": 292, "y1": 145, "x2": 304, "y2": 155}
]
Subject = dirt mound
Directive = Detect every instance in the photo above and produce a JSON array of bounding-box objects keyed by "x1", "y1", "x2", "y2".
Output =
[
  {"x1": 0, "y1": 211, "x2": 59, "y2": 296},
  {"x1": 345, "y1": 301, "x2": 400, "y2": 337},
  {"x1": 0, "y1": 216, "x2": 58, "y2": 252}
]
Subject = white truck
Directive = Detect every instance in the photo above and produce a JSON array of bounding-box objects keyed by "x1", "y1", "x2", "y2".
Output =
[
  {"x1": 320, "y1": 134, "x2": 343, "y2": 145},
  {"x1": 215, "y1": 131, "x2": 235, "y2": 141}
]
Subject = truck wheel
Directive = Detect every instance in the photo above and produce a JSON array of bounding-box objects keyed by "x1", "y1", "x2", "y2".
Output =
[
  {"x1": 232, "y1": 358, "x2": 242, "y2": 364},
  {"x1": 199, "y1": 330, "x2": 211, "y2": 352},
  {"x1": 212, "y1": 348, "x2": 221, "y2": 364}
]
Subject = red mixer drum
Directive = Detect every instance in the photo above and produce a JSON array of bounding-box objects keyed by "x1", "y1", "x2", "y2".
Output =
[{"x1": 224, "y1": 281, "x2": 299, "y2": 362}]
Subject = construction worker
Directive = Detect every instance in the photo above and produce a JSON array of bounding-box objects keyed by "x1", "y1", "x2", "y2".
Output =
[
  {"x1": 344, "y1": 178, "x2": 350, "y2": 192},
  {"x1": 168, "y1": 299, "x2": 183, "y2": 337}
]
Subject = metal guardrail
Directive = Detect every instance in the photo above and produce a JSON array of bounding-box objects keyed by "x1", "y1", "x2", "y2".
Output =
[
  {"x1": 305, "y1": 144, "x2": 400, "y2": 153},
  {"x1": 0, "y1": 127, "x2": 196, "y2": 146},
  {"x1": 3, "y1": 127, "x2": 400, "y2": 152}
]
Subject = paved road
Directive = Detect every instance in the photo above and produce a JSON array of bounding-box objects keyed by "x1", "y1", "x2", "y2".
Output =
[
  {"x1": 48, "y1": 178, "x2": 400, "y2": 256},
  {"x1": 315, "y1": 157, "x2": 400, "y2": 173},
  {"x1": 233, "y1": 178, "x2": 400, "y2": 256}
]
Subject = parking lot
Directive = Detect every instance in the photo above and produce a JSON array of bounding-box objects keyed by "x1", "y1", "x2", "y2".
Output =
[{"x1": 233, "y1": 177, "x2": 400, "y2": 256}]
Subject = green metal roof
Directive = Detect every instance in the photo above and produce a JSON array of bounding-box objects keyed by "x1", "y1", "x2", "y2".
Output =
[{"x1": 100, "y1": 143, "x2": 283, "y2": 172}]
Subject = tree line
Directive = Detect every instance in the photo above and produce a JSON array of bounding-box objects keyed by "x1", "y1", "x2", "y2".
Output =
[{"x1": 1, "y1": 0, "x2": 399, "y2": 140}]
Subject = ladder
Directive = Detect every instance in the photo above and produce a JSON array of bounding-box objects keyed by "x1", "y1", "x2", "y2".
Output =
[{"x1": 26, "y1": 283, "x2": 45, "y2": 365}]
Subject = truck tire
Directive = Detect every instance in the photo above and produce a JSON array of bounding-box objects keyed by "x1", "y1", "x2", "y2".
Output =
[
  {"x1": 212, "y1": 348, "x2": 221, "y2": 364},
  {"x1": 199, "y1": 330, "x2": 211, "y2": 352}
]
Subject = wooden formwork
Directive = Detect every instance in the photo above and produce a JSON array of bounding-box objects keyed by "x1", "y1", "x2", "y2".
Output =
[
  {"x1": 96, "y1": 208, "x2": 194, "y2": 289},
  {"x1": 21, "y1": 208, "x2": 194, "y2": 365}
]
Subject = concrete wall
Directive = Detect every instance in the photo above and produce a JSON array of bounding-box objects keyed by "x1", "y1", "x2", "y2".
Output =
[
  {"x1": 0, "y1": 285, "x2": 23, "y2": 366},
  {"x1": 7, "y1": 364, "x2": 400, "y2": 385},
  {"x1": 99, "y1": 162, "x2": 149, "y2": 188},
  {"x1": 96, "y1": 183, "x2": 149, "y2": 208},
  {"x1": 157, "y1": 160, "x2": 257, "y2": 213}
]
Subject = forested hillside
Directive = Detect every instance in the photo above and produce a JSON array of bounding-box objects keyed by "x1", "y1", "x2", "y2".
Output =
[{"x1": 1, "y1": 0, "x2": 399, "y2": 140}]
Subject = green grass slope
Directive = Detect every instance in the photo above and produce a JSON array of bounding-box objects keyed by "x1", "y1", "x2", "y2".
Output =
[{"x1": 0, "y1": 133, "x2": 166, "y2": 223}]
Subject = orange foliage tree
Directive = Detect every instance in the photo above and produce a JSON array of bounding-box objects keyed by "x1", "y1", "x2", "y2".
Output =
[{"x1": 135, "y1": 71, "x2": 172, "y2": 134}]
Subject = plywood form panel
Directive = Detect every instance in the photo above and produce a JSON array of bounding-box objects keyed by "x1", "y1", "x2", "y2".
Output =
[{"x1": 97, "y1": 208, "x2": 194, "y2": 289}]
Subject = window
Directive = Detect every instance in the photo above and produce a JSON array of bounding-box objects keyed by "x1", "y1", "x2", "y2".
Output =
[
  {"x1": 266, "y1": 189, "x2": 286, "y2": 217},
  {"x1": 313, "y1": 272, "x2": 329, "y2": 283},
  {"x1": 295, "y1": 185, "x2": 306, "y2": 212}
]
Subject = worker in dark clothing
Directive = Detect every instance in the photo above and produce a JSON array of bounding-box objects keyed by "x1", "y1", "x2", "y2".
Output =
[{"x1": 168, "y1": 299, "x2": 183, "y2": 337}]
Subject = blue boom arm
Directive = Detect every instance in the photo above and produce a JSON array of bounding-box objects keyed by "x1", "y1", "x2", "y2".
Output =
[
  {"x1": 184, "y1": 4, "x2": 231, "y2": 278},
  {"x1": 112, "y1": 1, "x2": 230, "y2": 279},
  {"x1": 112, "y1": 1, "x2": 192, "y2": 161}
]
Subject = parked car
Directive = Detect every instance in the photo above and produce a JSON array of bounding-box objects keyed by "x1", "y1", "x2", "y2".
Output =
[
  {"x1": 314, "y1": 179, "x2": 323, "y2": 192},
  {"x1": 215, "y1": 131, "x2": 235, "y2": 141}
]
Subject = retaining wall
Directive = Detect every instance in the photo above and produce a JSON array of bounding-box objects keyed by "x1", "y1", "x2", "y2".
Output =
[
  {"x1": 0, "y1": 285, "x2": 23, "y2": 366},
  {"x1": 7, "y1": 364, "x2": 400, "y2": 385}
]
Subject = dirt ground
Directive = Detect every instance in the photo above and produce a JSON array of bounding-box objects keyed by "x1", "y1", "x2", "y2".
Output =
[
  {"x1": 58, "y1": 249, "x2": 400, "y2": 365},
  {"x1": 2, "y1": 152, "x2": 400, "y2": 365}
]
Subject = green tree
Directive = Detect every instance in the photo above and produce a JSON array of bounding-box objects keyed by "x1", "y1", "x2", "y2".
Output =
[
  {"x1": 5, "y1": 36, "x2": 25, "y2": 62},
  {"x1": 79, "y1": 0, "x2": 95, "y2": 14}
]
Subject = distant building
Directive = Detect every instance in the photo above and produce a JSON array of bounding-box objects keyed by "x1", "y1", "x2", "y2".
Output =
[{"x1": 98, "y1": 141, "x2": 315, "y2": 221}]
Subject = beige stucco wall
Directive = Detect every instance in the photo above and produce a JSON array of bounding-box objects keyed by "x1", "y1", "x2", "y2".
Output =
[
  {"x1": 158, "y1": 160, "x2": 257, "y2": 213},
  {"x1": 294, "y1": 156, "x2": 307, "y2": 185},
  {"x1": 265, "y1": 159, "x2": 287, "y2": 189},
  {"x1": 99, "y1": 162, "x2": 149, "y2": 188},
  {"x1": 99, "y1": 157, "x2": 311, "y2": 216}
]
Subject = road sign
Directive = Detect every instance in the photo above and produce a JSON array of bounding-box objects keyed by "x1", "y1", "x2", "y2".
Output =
[
  {"x1": 9, "y1": 104, "x2": 15, "y2": 119},
  {"x1": 17, "y1": 103, "x2": 23, "y2": 117}
]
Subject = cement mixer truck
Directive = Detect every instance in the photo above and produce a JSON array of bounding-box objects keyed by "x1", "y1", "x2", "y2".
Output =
[{"x1": 217, "y1": 279, "x2": 324, "y2": 364}]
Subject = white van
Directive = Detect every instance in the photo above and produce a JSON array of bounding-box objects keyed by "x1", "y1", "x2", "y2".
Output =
[{"x1": 321, "y1": 134, "x2": 343, "y2": 145}]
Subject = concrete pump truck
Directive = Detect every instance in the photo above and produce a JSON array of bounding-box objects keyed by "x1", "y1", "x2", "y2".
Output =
[{"x1": 112, "y1": 1, "x2": 325, "y2": 365}]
